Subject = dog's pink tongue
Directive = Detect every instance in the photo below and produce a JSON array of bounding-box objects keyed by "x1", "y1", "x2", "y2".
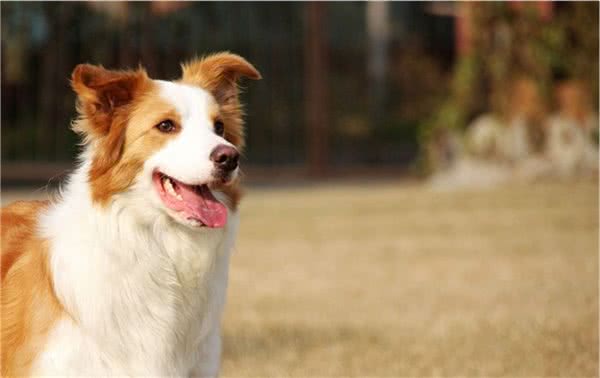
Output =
[{"x1": 178, "y1": 184, "x2": 227, "y2": 228}]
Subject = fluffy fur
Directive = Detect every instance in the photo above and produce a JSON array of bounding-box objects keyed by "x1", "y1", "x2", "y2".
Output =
[{"x1": 1, "y1": 52, "x2": 260, "y2": 376}]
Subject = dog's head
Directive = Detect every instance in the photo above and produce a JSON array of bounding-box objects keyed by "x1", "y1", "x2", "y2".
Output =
[{"x1": 71, "y1": 53, "x2": 260, "y2": 228}]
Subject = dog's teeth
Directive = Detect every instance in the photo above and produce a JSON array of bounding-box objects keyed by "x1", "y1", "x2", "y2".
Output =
[
  {"x1": 176, "y1": 194, "x2": 183, "y2": 201},
  {"x1": 163, "y1": 177, "x2": 178, "y2": 198}
]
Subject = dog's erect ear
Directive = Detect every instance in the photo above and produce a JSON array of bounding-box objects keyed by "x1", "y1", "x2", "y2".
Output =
[
  {"x1": 71, "y1": 64, "x2": 149, "y2": 138},
  {"x1": 181, "y1": 52, "x2": 261, "y2": 104}
]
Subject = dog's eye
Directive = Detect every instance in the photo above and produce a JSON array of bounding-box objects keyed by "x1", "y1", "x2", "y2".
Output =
[
  {"x1": 214, "y1": 120, "x2": 225, "y2": 136},
  {"x1": 156, "y1": 120, "x2": 176, "y2": 133}
]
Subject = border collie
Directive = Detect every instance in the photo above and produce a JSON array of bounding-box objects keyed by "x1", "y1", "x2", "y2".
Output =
[{"x1": 1, "y1": 52, "x2": 260, "y2": 376}]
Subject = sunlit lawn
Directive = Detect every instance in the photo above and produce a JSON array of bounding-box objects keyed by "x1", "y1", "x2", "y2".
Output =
[
  {"x1": 223, "y1": 178, "x2": 598, "y2": 376},
  {"x1": 1, "y1": 178, "x2": 597, "y2": 376}
]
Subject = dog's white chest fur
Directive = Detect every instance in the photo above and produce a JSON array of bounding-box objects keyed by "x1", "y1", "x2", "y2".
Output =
[{"x1": 32, "y1": 168, "x2": 238, "y2": 376}]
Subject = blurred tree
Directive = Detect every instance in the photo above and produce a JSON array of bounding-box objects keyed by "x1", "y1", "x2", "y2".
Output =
[{"x1": 418, "y1": 1, "x2": 599, "y2": 174}]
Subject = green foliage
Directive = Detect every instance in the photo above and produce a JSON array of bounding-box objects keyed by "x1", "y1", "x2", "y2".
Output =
[{"x1": 418, "y1": 2, "x2": 599, "y2": 173}]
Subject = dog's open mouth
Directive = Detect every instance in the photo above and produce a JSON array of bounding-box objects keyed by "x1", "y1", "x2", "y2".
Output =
[{"x1": 152, "y1": 171, "x2": 227, "y2": 228}]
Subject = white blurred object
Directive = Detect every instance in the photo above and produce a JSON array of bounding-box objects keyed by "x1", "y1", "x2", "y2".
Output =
[
  {"x1": 500, "y1": 117, "x2": 532, "y2": 163},
  {"x1": 467, "y1": 114, "x2": 504, "y2": 159},
  {"x1": 467, "y1": 114, "x2": 532, "y2": 163},
  {"x1": 546, "y1": 114, "x2": 599, "y2": 177},
  {"x1": 428, "y1": 158, "x2": 511, "y2": 191}
]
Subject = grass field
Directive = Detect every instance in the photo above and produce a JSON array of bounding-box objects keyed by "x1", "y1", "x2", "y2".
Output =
[
  {"x1": 222, "y1": 179, "x2": 598, "y2": 376},
  {"x1": 2, "y1": 179, "x2": 598, "y2": 376}
]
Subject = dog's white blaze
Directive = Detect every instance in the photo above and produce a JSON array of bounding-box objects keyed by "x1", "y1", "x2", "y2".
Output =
[{"x1": 148, "y1": 80, "x2": 236, "y2": 185}]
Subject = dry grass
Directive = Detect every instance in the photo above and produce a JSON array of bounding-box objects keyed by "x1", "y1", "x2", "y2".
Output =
[
  {"x1": 2, "y1": 179, "x2": 597, "y2": 376},
  {"x1": 222, "y1": 179, "x2": 598, "y2": 377}
]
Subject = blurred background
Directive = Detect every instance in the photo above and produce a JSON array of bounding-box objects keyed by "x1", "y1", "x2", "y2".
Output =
[{"x1": 1, "y1": 2, "x2": 598, "y2": 376}]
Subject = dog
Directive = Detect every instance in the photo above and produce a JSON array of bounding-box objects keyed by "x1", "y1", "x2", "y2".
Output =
[{"x1": 1, "y1": 52, "x2": 260, "y2": 376}]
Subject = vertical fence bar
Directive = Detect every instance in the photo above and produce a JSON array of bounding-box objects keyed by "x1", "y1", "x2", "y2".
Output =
[{"x1": 304, "y1": 2, "x2": 329, "y2": 176}]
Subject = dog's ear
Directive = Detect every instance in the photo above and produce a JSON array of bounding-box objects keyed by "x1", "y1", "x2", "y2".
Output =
[
  {"x1": 181, "y1": 52, "x2": 261, "y2": 105},
  {"x1": 71, "y1": 64, "x2": 149, "y2": 139},
  {"x1": 71, "y1": 64, "x2": 149, "y2": 178}
]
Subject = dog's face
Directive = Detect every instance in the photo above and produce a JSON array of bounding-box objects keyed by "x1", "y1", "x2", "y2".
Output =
[{"x1": 71, "y1": 53, "x2": 260, "y2": 228}]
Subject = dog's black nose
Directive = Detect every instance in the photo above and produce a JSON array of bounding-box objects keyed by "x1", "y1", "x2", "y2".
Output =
[{"x1": 210, "y1": 145, "x2": 239, "y2": 172}]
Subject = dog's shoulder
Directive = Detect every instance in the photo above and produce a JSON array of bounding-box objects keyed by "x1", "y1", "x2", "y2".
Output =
[
  {"x1": 1, "y1": 199, "x2": 64, "y2": 377},
  {"x1": 1, "y1": 200, "x2": 50, "y2": 280}
]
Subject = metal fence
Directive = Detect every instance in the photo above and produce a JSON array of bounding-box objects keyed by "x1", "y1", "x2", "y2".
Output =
[{"x1": 1, "y1": 2, "x2": 454, "y2": 176}]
